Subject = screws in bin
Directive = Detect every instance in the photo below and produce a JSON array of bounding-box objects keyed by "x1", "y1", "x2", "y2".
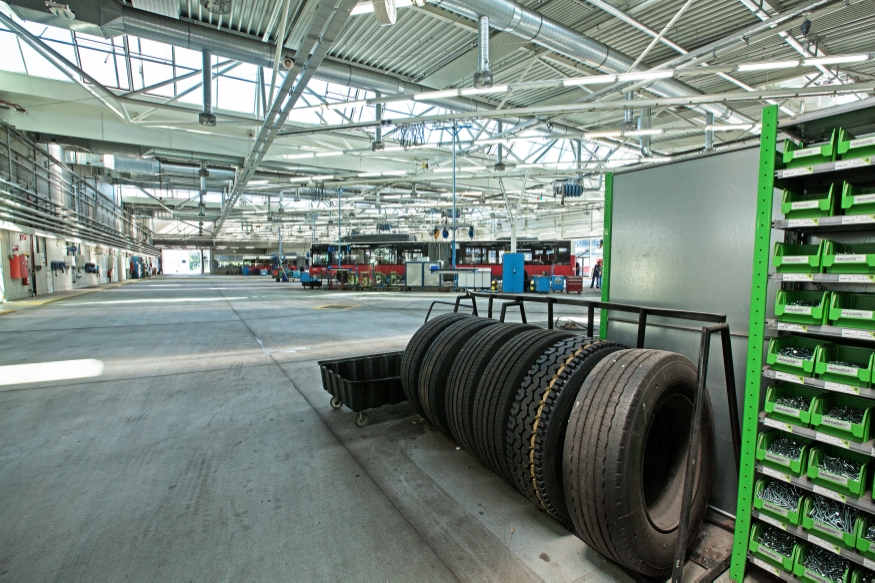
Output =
[
  {"x1": 775, "y1": 395, "x2": 811, "y2": 411},
  {"x1": 867, "y1": 523, "x2": 875, "y2": 542},
  {"x1": 789, "y1": 299, "x2": 821, "y2": 307},
  {"x1": 778, "y1": 346, "x2": 814, "y2": 360},
  {"x1": 825, "y1": 405, "x2": 864, "y2": 425},
  {"x1": 819, "y1": 454, "x2": 862, "y2": 479},
  {"x1": 758, "y1": 480, "x2": 802, "y2": 510},
  {"x1": 768, "y1": 436, "x2": 805, "y2": 460},
  {"x1": 802, "y1": 545, "x2": 849, "y2": 582},
  {"x1": 758, "y1": 525, "x2": 796, "y2": 558},
  {"x1": 856, "y1": 566, "x2": 875, "y2": 583},
  {"x1": 829, "y1": 360, "x2": 861, "y2": 369},
  {"x1": 808, "y1": 494, "x2": 858, "y2": 533}
]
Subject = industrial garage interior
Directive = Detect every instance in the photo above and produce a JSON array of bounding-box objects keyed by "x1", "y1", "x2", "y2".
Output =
[{"x1": 2, "y1": 0, "x2": 875, "y2": 580}]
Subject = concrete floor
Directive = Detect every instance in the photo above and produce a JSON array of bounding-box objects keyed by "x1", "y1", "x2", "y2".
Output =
[{"x1": 0, "y1": 276, "x2": 723, "y2": 581}]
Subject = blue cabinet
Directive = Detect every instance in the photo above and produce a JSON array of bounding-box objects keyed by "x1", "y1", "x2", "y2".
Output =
[{"x1": 502, "y1": 253, "x2": 525, "y2": 293}]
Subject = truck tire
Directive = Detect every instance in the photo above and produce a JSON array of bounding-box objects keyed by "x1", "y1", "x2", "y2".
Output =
[
  {"x1": 506, "y1": 338, "x2": 626, "y2": 528},
  {"x1": 419, "y1": 317, "x2": 498, "y2": 436},
  {"x1": 563, "y1": 349, "x2": 715, "y2": 578},
  {"x1": 401, "y1": 313, "x2": 471, "y2": 419},
  {"x1": 445, "y1": 323, "x2": 537, "y2": 455},
  {"x1": 472, "y1": 329, "x2": 574, "y2": 483}
]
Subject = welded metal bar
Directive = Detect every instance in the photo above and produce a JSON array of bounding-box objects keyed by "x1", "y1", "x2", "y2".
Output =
[
  {"x1": 636, "y1": 310, "x2": 648, "y2": 348},
  {"x1": 720, "y1": 325, "x2": 741, "y2": 469},
  {"x1": 627, "y1": 0, "x2": 695, "y2": 71},
  {"x1": 587, "y1": 304, "x2": 595, "y2": 338}
]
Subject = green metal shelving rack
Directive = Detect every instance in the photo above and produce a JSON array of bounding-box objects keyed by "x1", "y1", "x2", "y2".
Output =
[{"x1": 730, "y1": 100, "x2": 875, "y2": 581}]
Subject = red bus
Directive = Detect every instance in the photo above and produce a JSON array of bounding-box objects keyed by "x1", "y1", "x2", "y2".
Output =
[{"x1": 308, "y1": 239, "x2": 575, "y2": 280}]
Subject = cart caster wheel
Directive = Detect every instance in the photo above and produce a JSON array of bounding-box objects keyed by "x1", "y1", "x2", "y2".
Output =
[
  {"x1": 330, "y1": 397, "x2": 343, "y2": 409},
  {"x1": 354, "y1": 412, "x2": 369, "y2": 427}
]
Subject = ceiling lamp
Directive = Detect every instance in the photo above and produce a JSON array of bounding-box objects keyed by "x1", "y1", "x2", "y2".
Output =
[{"x1": 199, "y1": 0, "x2": 231, "y2": 15}]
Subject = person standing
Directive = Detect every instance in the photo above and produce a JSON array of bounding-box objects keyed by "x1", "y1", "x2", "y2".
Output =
[
  {"x1": 575, "y1": 262, "x2": 581, "y2": 276},
  {"x1": 591, "y1": 260, "x2": 602, "y2": 289}
]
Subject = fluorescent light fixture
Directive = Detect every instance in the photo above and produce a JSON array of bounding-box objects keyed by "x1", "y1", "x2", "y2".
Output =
[
  {"x1": 358, "y1": 171, "x2": 407, "y2": 177},
  {"x1": 283, "y1": 153, "x2": 316, "y2": 160},
  {"x1": 315, "y1": 151, "x2": 344, "y2": 158},
  {"x1": 803, "y1": 54, "x2": 870, "y2": 66},
  {"x1": 459, "y1": 85, "x2": 509, "y2": 96},
  {"x1": 564, "y1": 70, "x2": 674, "y2": 86},
  {"x1": 620, "y1": 70, "x2": 675, "y2": 82},
  {"x1": 246, "y1": 246, "x2": 255, "y2": 249},
  {"x1": 352, "y1": 0, "x2": 412, "y2": 15},
  {"x1": 249, "y1": 180, "x2": 269, "y2": 186},
  {"x1": 433, "y1": 165, "x2": 486, "y2": 173},
  {"x1": 585, "y1": 131, "x2": 623, "y2": 138},
  {"x1": 413, "y1": 89, "x2": 459, "y2": 100},
  {"x1": 290, "y1": 175, "x2": 334, "y2": 182},
  {"x1": 630, "y1": 129, "x2": 663, "y2": 136},
  {"x1": 737, "y1": 60, "x2": 799, "y2": 71}
]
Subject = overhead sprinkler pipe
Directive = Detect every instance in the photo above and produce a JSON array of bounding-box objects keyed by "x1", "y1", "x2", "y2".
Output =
[
  {"x1": 372, "y1": 94, "x2": 384, "y2": 151},
  {"x1": 474, "y1": 16, "x2": 493, "y2": 89},
  {"x1": 199, "y1": 49, "x2": 216, "y2": 127},
  {"x1": 638, "y1": 107, "x2": 652, "y2": 157}
]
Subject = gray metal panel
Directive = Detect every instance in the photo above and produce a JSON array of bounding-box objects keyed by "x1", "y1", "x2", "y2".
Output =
[{"x1": 611, "y1": 146, "x2": 776, "y2": 514}]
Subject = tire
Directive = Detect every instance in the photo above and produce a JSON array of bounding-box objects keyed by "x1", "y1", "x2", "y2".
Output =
[
  {"x1": 418, "y1": 317, "x2": 498, "y2": 436},
  {"x1": 445, "y1": 323, "x2": 537, "y2": 455},
  {"x1": 563, "y1": 349, "x2": 716, "y2": 578},
  {"x1": 506, "y1": 338, "x2": 626, "y2": 528},
  {"x1": 472, "y1": 329, "x2": 575, "y2": 483},
  {"x1": 401, "y1": 313, "x2": 471, "y2": 419}
]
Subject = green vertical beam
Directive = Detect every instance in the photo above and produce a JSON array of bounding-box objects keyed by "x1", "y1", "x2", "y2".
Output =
[
  {"x1": 729, "y1": 104, "x2": 779, "y2": 581},
  {"x1": 599, "y1": 172, "x2": 612, "y2": 340}
]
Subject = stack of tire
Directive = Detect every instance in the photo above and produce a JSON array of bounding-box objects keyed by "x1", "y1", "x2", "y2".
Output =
[{"x1": 401, "y1": 313, "x2": 715, "y2": 578}]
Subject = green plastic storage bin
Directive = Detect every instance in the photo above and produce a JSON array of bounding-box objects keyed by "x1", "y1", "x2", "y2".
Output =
[
  {"x1": 808, "y1": 445, "x2": 872, "y2": 498},
  {"x1": 794, "y1": 542, "x2": 852, "y2": 583},
  {"x1": 774, "y1": 242, "x2": 824, "y2": 273},
  {"x1": 767, "y1": 336, "x2": 827, "y2": 376},
  {"x1": 784, "y1": 130, "x2": 837, "y2": 168},
  {"x1": 776, "y1": 290, "x2": 832, "y2": 326},
  {"x1": 750, "y1": 521, "x2": 800, "y2": 571},
  {"x1": 754, "y1": 477, "x2": 807, "y2": 525},
  {"x1": 841, "y1": 182, "x2": 875, "y2": 216},
  {"x1": 782, "y1": 184, "x2": 836, "y2": 219},
  {"x1": 816, "y1": 345, "x2": 875, "y2": 388},
  {"x1": 757, "y1": 430, "x2": 812, "y2": 476},
  {"x1": 838, "y1": 127, "x2": 875, "y2": 160},
  {"x1": 802, "y1": 495, "x2": 858, "y2": 548},
  {"x1": 823, "y1": 241, "x2": 875, "y2": 274},
  {"x1": 829, "y1": 294, "x2": 875, "y2": 331},
  {"x1": 765, "y1": 383, "x2": 821, "y2": 426},
  {"x1": 854, "y1": 515, "x2": 875, "y2": 560},
  {"x1": 851, "y1": 566, "x2": 875, "y2": 583}
]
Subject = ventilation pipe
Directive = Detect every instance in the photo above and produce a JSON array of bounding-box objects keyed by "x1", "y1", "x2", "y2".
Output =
[
  {"x1": 431, "y1": 0, "x2": 747, "y2": 124},
  {"x1": 638, "y1": 107, "x2": 652, "y2": 157},
  {"x1": 198, "y1": 162, "x2": 208, "y2": 217},
  {"x1": 372, "y1": 95, "x2": 384, "y2": 151},
  {"x1": 705, "y1": 112, "x2": 715, "y2": 152},
  {"x1": 623, "y1": 92, "x2": 634, "y2": 128},
  {"x1": 494, "y1": 120, "x2": 505, "y2": 171},
  {"x1": 474, "y1": 16, "x2": 493, "y2": 89},
  {"x1": 199, "y1": 49, "x2": 216, "y2": 126}
]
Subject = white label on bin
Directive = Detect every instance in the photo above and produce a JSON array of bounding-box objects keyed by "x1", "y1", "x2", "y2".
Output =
[
  {"x1": 782, "y1": 273, "x2": 814, "y2": 282},
  {"x1": 815, "y1": 432, "x2": 850, "y2": 449},
  {"x1": 762, "y1": 502, "x2": 791, "y2": 519},
  {"x1": 834, "y1": 254, "x2": 867, "y2": 263},
  {"x1": 777, "y1": 322, "x2": 808, "y2": 333},
  {"x1": 824, "y1": 381, "x2": 860, "y2": 395},
  {"x1": 819, "y1": 469, "x2": 850, "y2": 486},
  {"x1": 842, "y1": 214, "x2": 875, "y2": 224},
  {"x1": 765, "y1": 451, "x2": 791, "y2": 464},
  {"x1": 837, "y1": 157, "x2": 871, "y2": 169},
  {"x1": 841, "y1": 309, "x2": 873, "y2": 320},
  {"x1": 839, "y1": 274, "x2": 875, "y2": 283},
  {"x1": 854, "y1": 194, "x2": 875, "y2": 204},
  {"x1": 813, "y1": 485, "x2": 848, "y2": 503},
  {"x1": 791, "y1": 200, "x2": 821, "y2": 210},
  {"x1": 794, "y1": 146, "x2": 823, "y2": 158},
  {"x1": 761, "y1": 466, "x2": 791, "y2": 482},
  {"x1": 788, "y1": 218, "x2": 819, "y2": 228},
  {"x1": 751, "y1": 557, "x2": 780, "y2": 576},
  {"x1": 827, "y1": 363, "x2": 861, "y2": 376},
  {"x1": 758, "y1": 546, "x2": 786, "y2": 564},
  {"x1": 865, "y1": 558, "x2": 875, "y2": 571},
  {"x1": 805, "y1": 568, "x2": 836, "y2": 583},
  {"x1": 850, "y1": 137, "x2": 875, "y2": 148},
  {"x1": 783, "y1": 166, "x2": 815, "y2": 177},
  {"x1": 773, "y1": 404, "x2": 803, "y2": 418},
  {"x1": 776, "y1": 371, "x2": 805, "y2": 384},
  {"x1": 808, "y1": 534, "x2": 843, "y2": 554},
  {"x1": 821, "y1": 416, "x2": 853, "y2": 431},
  {"x1": 813, "y1": 521, "x2": 846, "y2": 540},
  {"x1": 782, "y1": 255, "x2": 810, "y2": 264},
  {"x1": 777, "y1": 355, "x2": 804, "y2": 367},
  {"x1": 842, "y1": 328, "x2": 875, "y2": 340},
  {"x1": 763, "y1": 417, "x2": 794, "y2": 432},
  {"x1": 785, "y1": 305, "x2": 813, "y2": 315}
]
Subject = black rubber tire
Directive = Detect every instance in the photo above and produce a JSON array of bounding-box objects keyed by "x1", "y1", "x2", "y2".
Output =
[
  {"x1": 445, "y1": 323, "x2": 537, "y2": 455},
  {"x1": 472, "y1": 329, "x2": 575, "y2": 483},
  {"x1": 506, "y1": 338, "x2": 626, "y2": 528},
  {"x1": 563, "y1": 349, "x2": 716, "y2": 578},
  {"x1": 418, "y1": 317, "x2": 499, "y2": 436},
  {"x1": 401, "y1": 313, "x2": 471, "y2": 419}
]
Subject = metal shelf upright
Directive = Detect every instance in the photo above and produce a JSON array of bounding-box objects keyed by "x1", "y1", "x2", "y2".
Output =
[{"x1": 730, "y1": 101, "x2": 875, "y2": 581}]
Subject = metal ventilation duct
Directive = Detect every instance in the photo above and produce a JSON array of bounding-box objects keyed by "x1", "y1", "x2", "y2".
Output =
[
  {"x1": 131, "y1": 0, "x2": 178, "y2": 19},
  {"x1": 431, "y1": 0, "x2": 744, "y2": 123}
]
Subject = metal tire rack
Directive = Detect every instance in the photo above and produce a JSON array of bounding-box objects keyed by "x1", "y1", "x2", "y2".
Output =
[{"x1": 731, "y1": 102, "x2": 875, "y2": 582}]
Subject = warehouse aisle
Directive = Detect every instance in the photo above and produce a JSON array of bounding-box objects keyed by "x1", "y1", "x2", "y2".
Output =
[{"x1": 0, "y1": 277, "x2": 631, "y2": 581}]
